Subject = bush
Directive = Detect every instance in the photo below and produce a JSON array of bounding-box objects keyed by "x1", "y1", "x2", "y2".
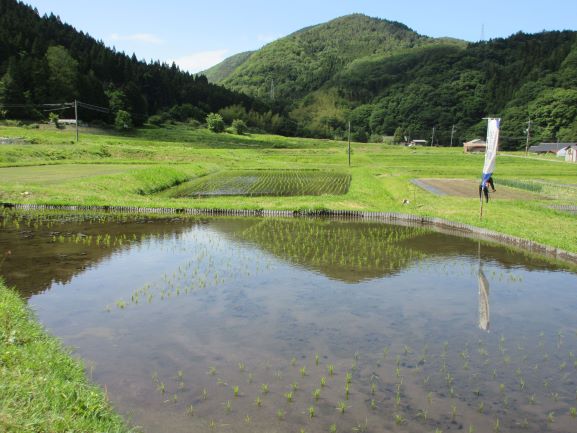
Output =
[
  {"x1": 206, "y1": 113, "x2": 225, "y2": 133},
  {"x1": 115, "y1": 110, "x2": 133, "y2": 130},
  {"x1": 231, "y1": 119, "x2": 248, "y2": 135}
]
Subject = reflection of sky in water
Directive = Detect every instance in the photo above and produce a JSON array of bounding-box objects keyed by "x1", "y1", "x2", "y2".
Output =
[{"x1": 3, "y1": 217, "x2": 576, "y2": 433}]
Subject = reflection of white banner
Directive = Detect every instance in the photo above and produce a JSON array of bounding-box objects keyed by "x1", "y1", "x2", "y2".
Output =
[
  {"x1": 478, "y1": 268, "x2": 490, "y2": 331},
  {"x1": 482, "y1": 118, "x2": 500, "y2": 179}
]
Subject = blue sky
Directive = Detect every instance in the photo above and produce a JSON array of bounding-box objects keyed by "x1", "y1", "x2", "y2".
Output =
[{"x1": 24, "y1": 0, "x2": 577, "y2": 73}]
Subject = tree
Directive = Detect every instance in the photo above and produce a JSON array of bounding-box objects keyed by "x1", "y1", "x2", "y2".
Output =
[
  {"x1": 48, "y1": 112, "x2": 60, "y2": 127},
  {"x1": 231, "y1": 119, "x2": 248, "y2": 135},
  {"x1": 46, "y1": 45, "x2": 78, "y2": 101},
  {"x1": 115, "y1": 110, "x2": 132, "y2": 130},
  {"x1": 206, "y1": 113, "x2": 225, "y2": 133},
  {"x1": 393, "y1": 126, "x2": 404, "y2": 144}
]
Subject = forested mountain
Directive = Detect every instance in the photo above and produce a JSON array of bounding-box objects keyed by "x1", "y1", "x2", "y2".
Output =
[
  {"x1": 0, "y1": 0, "x2": 269, "y2": 126},
  {"x1": 208, "y1": 14, "x2": 577, "y2": 148},
  {"x1": 203, "y1": 51, "x2": 254, "y2": 84}
]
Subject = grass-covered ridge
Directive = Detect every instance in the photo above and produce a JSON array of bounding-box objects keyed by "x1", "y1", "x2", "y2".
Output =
[{"x1": 0, "y1": 280, "x2": 133, "y2": 433}]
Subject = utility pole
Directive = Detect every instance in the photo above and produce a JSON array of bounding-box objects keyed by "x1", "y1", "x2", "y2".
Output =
[
  {"x1": 431, "y1": 126, "x2": 435, "y2": 147},
  {"x1": 450, "y1": 124, "x2": 456, "y2": 147},
  {"x1": 348, "y1": 121, "x2": 351, "y2": 167},
  {"x1": 74, "y1": 99, "x2": 79, "y2": 142},
  {"x1": 525, "y1": 118, "x2": 532, "y2": 156}
]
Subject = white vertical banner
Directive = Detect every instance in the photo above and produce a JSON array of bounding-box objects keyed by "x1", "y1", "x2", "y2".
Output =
[{"x1": 482, "y1": 118, "x2": 500, "y2": 182}]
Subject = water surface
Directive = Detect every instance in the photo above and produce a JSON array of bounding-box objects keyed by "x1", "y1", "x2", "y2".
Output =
[{"x1": 1, "y1": 212, "x2": 576, "y2": 433}]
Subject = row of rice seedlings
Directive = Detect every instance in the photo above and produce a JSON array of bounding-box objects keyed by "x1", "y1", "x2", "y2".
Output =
[{"x1": 149, "y1": 337, "x2": 577, "y2": 433}]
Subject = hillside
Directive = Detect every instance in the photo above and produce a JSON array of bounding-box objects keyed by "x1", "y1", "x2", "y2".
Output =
[
  {"x1": 214, "y1": 14, "x2": 430, "y2": 99},
  {"x1": 208, "y1": 14, "x2": 577, "y2": 148},
  {"x1": 203, "y1": 51, "x2": 254, "y2": 83},
  {"x1": 0, "y1": 0, "x2": 266, "y2": 125}
]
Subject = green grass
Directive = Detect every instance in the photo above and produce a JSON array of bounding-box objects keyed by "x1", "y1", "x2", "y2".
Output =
[
  {"x1": 1, "y1": 124, "x2": 576, "y2": 254},
  {"x1": 0, "y1": 280, "x2": 133, "y2": 433}
]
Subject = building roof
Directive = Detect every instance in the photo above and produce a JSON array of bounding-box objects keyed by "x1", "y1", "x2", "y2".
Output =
[
  {"x1": 464, "y1": 139, "x2": 486, "y2": 146},
  {"x1": 530, "y1": 143, "x2": 577, "y2": 153}
]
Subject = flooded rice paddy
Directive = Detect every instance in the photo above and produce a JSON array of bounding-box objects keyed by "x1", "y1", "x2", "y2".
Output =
[{"x1": 1, "y1": 210, "x2": 577, "y2": 433}]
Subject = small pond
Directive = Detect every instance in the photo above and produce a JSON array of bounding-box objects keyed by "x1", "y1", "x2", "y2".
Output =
[{"x1": 1, "y1": 211, "x2": 577, "y2": 433}]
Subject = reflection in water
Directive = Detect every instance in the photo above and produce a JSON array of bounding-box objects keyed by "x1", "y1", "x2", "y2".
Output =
[
  {"x1": 1, "y1": 210, "x2": 577, "y2": 433},
  {"x1": 478, "y1": 268, "x2": 490, "y2": 331},
  {"x1": 217, "y1": 218, "x2": 431, "y2": 282}
]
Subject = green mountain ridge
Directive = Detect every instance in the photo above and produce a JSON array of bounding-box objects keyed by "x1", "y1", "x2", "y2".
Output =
[{"x1": 206, "y1": 14, "x2": 577, "y2": 147}]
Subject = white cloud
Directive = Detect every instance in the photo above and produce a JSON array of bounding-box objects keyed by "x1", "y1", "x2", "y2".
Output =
[
  {"x1": 109, "y1": 33, "x2": 164, "y2": 45},
  {"x1": 173, "y1": 49, "x2": 229, "y2": 73}
]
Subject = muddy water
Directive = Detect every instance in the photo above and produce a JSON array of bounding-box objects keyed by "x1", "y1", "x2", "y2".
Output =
[{"x1": 1, "y1": 212, "x2": 577, "y2": 433}]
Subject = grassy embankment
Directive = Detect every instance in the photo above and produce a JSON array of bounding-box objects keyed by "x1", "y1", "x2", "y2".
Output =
[
  {"x1": 0, "y1": 280, "x2": 133, "y2": 433},
  {"x1": 1, "y1": 124, "x2": 576, "y2": 253}
]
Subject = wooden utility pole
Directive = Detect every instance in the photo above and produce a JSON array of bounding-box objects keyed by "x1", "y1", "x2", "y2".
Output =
[
  {"x1": 525, "y1": 119, "x2": 532, "y2": 156},
  {"x1": 430, "y1": 126, "x2": 435, "y2": 146},
  {"x1": 450, "y1": 124, "x2": 456, "y2": 147},
  {"x1": 74, "y1": 99, "x2": 79, "y2": 142},
  {"x1": 348, "y1": 121, "x2": 351, "y2": 167}
]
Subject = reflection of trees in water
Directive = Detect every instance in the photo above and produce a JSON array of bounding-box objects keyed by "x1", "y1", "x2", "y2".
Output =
[
  {"x1": 0, "y1": 211, "x2": 200, "y2": 298},
  {"x1": 232, "y1": 219, "x2": 431, "y2": 282}
]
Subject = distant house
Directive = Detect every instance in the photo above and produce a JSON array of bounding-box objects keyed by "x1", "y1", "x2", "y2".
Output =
[
  {"x1": 529, "y1": 143, "x2": 576, "y2": 156},
  {"x1": 463, "y1": 139, "x2": 486, "y2": 153},
  {"x1": 57, "y1": 119, "x2": 77, "y2": 125},
  {"x1": 409, "y1": 139, "x2": 427, "y2": 146},
  {"x1": 565, "y1": 145, "x2": 577, "y2": 163}
]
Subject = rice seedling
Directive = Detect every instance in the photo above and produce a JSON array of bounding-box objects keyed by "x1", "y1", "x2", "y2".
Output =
[
  {"x1": 329, "y1": 424, "x2": 337, "y2": 433},
  {"x1": 186, "y1": 405, "x2": 194, "y2": 416},
  {"x1": 233, "y1": 386, "x2": 239, "y2": 397},
  {"x1": 468, "y1": 425, "x2": 475, "y2": 433},
  {"x1": 547, "y1": 411, "x2": 555, "y2": 423},
  {"x1": 315, "y1": 353, "x2": 320, "y2": 366},
  {"x1": 309, "y1": 406, "x2": 315, "y2": 418},
  {"x1": 345, "y1": 372, "x2": 352, "y2": 384},
  {"x1": 451, "y1": 404, "x2": 457, "y2": 421},
  {"x1": 248, "y1": 372, "x2": 253, "y2": 384},
  {"x1": 261, "y1": 383, "x2": 269, "y2": 395},
  {"x1": 157, "y1": 382, "x2": 165, "y2": 394},
  {"x1": 300, "y1": 366, "x2": 307, "y2": 377},
  {"x1": 337, "y1": 400, "x2": 347, "y2": 414},
  {"x1": 255, "y1": 396, "x2": 263, "y2": 407},
  {"x1": 208, "y1": 419, "x2": 216, "y2": 430},
  {"x1": 493, "y1": 418, "x2": 501, "y2": 432},
  {"x1": 345, "y1": 383, "x2": 350, "y2": 400},
  {"x1": 244, "y1": 415, "x2": 251, "y2": 424},
  {"x1": 394, "y1": 413, "x2": 406, "y2": 425},
  {"x1": 291, "y1": 357, "x2": 297, "y2": 366},
  {"x1": 202, "y1": 388, "x2": 208, "y2": 400},
  {"x1": 291, "y1": 382, "x2": 299, "y2": 391},
  {"x1": 416, "y1": 409, "x2": 428, "y2": 421},
  {"x1": 313, "y1": 388, "x2": 321, "y2": 401},
  {"x1": 284, "y1": 391, "x2": 294, "y2": 403},
  {"x1": 328, "y1": 364, "x2": 335, "y2": 376},
  {"x1": 370, "y1": 399, "x2": 376, "y2": 410},
  {"x1": 477, "y1": 401, "x2": 484, "y2": 414},
  {"x1": 320, "y1": 377, "x2": 327, "y2": 388},
  {"x1": 238, "y1": 362, "x2": 245, "y2": 372},
  {"x1": 570, "y1": 407, "x2": 577, "y2": 417},
  {"x1": 427, "y1": 392, "x2": 433, "y2": 405},
  {"x1": 370, "y1": 382, "x2": 376, "y2": 395},
  {"x1": 225, "y1": 400, "x2": 232, "y2": 413}
]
